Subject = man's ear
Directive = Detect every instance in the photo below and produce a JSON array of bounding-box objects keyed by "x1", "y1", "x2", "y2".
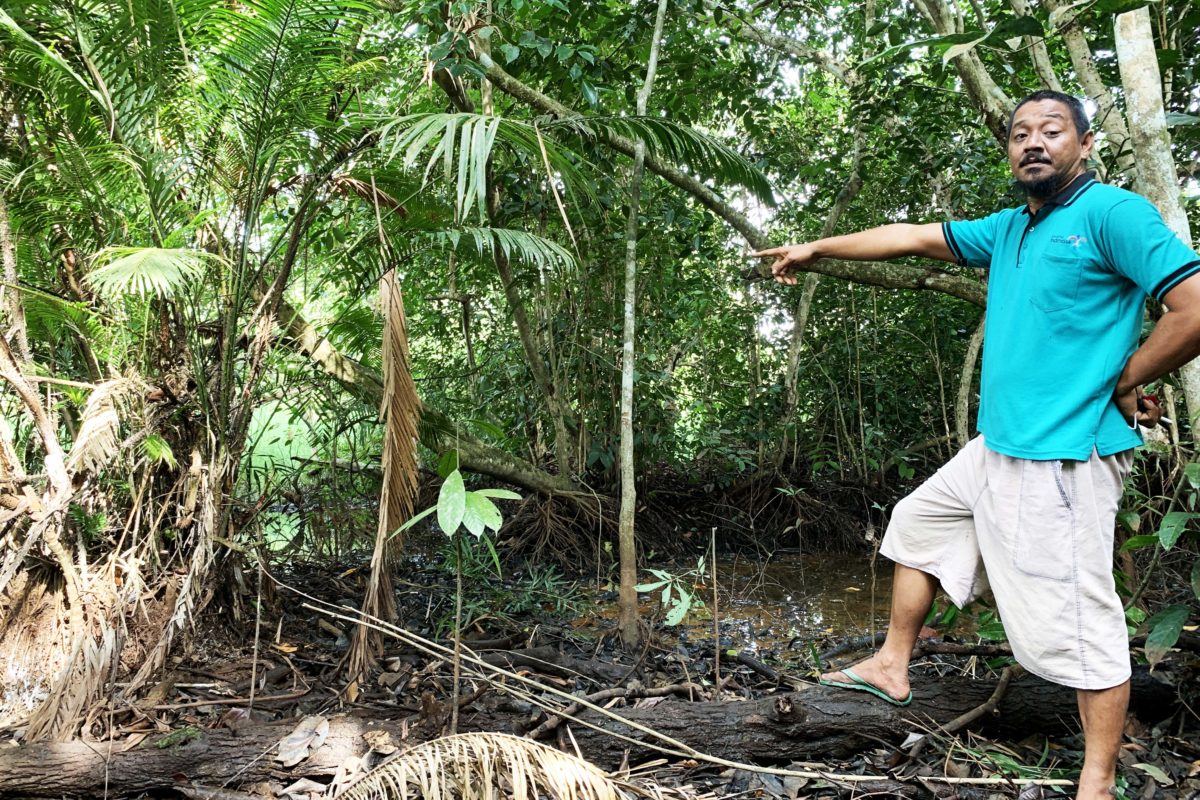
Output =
[{"x1": 1080, "y1": 129, "x2": 1095, "y2": 161}]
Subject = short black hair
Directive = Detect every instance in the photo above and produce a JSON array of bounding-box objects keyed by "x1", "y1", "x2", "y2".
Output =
[{"x1": 1007, "y1": 91, "x2": 1091, "y2": 138}]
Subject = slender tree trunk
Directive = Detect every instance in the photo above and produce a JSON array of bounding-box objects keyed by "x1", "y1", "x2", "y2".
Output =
[
  {"x1": 780, "y1": 125, "x2": 867, "y2": 462},
  {"x1": 1114, "y1": 8, "x2": 1200, "y2": 425},
  {"x1": 488, "y1": 187, "x2": 577, "y2": 475},
  {"x1": 1008, "y1": 0, "x2": 1062, "y2": 92},
  {"x1": 955, "y1": 314, "x2": 986, "y2": 448},
  {"x1": 617, "y1": 0, "x2": 669, "y2": 650},
  {"x1": 0, "y1": 195, "x2": 31, "y2": 363}
]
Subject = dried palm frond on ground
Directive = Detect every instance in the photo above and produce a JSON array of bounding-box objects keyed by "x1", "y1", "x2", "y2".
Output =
[{"x1": 338, "y1": 731, "x2": 621, "y2": 800}]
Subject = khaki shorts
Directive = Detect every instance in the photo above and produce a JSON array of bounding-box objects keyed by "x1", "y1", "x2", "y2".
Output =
[{"x1": 881, "y1": 437, "x2": 1133, "y2": 690}]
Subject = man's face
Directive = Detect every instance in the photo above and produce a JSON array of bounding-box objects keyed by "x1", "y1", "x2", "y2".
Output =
[{"x1": 1007, "y1": 99, "x2": 1094, "y2": 200}]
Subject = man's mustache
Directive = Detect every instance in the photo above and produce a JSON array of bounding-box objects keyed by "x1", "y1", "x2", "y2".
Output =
[{"x1": 1020, "y1": 155, "x2": 1052, "y2": 166}]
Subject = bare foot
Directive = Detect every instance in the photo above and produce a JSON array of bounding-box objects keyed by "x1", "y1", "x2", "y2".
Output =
[
  {"x1": 1074, "y1": 773, "x2": 1117, "y2": 799},
  {"x1": 819, "y1": 654, "x2": 911, "y2": 703}
]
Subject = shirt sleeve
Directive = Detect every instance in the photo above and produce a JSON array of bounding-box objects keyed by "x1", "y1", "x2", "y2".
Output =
[
  {"x1": 943, "y1": 211, "x2": 1007, "y2": 269},
  {"x1": 1098, "y1": 195, "x2": 1200, "y2": 302}
]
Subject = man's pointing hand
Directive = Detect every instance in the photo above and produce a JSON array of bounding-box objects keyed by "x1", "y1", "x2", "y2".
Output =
[{"x1": 751, "y1": 243, "x2": 817, "y2": 285}]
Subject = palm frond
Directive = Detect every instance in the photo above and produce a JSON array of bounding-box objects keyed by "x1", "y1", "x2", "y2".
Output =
[
  {"x1": 65, "y1": 378, "x2": 135, "y2": 478},
  {"x1": 0, "y1": 8, "x2": 115, "y2": 127},
  {"x1": 348, "y1": 267, "x2": 419, "y2": 677},
  {"x1": 339, "y1": 732, "x2": 621, "y2": 800},
  {"x1": 86, "y1": 247, "x2": 216, "y2": 299},
  {"x1": 414, "y1": 228, "x2": 576, "y2": 273},
  {"x1": 545, "y1": 115, "x2": 775, "y2": 205},
  {"x1": 374, "y1": 113, "x2": 594, "y2": 223}
]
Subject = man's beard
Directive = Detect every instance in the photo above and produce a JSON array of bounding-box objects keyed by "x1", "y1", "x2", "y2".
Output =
[{"x1": 1019, "y1": 174, "x2": 1060, "y2": 199}]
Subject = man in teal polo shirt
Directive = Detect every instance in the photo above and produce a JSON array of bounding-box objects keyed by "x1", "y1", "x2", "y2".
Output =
[{"x1": 754, "y1": 90, "x2": 1200, "y2": 800}]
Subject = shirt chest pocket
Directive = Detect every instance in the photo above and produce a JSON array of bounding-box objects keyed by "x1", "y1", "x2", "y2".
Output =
[{"x1": 1030, "y1": 254, "x2": 1085, "y2": 313}]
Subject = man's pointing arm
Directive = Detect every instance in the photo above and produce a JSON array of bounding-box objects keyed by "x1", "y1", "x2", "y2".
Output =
[{"x1": 753, "y1": 223, "x2": 956, "y2": 285}]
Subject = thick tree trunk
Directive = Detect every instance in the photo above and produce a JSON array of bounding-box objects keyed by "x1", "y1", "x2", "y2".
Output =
[
  {"x1": 0, "y1": 670, "x2": 1174, "y2": 797},
  {"x1": 1009, "y1": 0, "x2": 1062, "y2": 92},
  {"x1": 1114, "y1": 8, "x2": 1200, "y2": 427}
]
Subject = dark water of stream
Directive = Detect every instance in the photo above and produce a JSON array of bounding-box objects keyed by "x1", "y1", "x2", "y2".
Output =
[
  {"x1": 717, "y1": 549, "x2": 893, "y2": 652},
  {"x1": 584, "y1": 549, "x2": 895, "y2": 661}
]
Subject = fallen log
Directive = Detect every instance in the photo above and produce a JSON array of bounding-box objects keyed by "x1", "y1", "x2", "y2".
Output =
[{"x1": 0, "y1": 668, "x2": 1174, "y2": 798}]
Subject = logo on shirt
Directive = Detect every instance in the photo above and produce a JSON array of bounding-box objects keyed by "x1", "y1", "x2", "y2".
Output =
[{"x1": 1051, "y1": 234, "x2": 1088, "y2": 248}]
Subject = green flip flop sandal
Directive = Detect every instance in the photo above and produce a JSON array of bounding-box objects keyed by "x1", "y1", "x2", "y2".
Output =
[{"x1": 819, "y1": 666, "x2": 913, "y2": 706}]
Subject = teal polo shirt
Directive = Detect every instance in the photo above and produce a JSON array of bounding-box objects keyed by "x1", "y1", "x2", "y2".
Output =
[{"x1": 942, "y1": 171, "x2": 1200, "y2": 461}]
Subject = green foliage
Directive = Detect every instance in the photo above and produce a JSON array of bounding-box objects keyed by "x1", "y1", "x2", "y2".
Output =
[
  {"x1": 432, "y1": 536, "x2": 583, "y2": 634},
  {"x1": 398, "y1": 469, "x2": 521, "y2": 541},
  {"x1": 86, "y1": 247, "x2": 217, "y2": 299},
  {"x1": 635, "y1": 557, "x2": 707, "y2": 626},
  {"x1": 1144, "y1": 605, "x2": 1190, "y2": 668}
]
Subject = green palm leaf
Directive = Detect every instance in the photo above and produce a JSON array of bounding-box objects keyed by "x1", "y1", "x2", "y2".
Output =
[
  {"x1": 87, "y1": 247, "x2": 218, "y2": 299},
  {"x1": 374, "y1": 113, "x2": 593, "y2": 223},
  {"x1": 545, "y1": 115, "x2": 775, "y2": 204}
]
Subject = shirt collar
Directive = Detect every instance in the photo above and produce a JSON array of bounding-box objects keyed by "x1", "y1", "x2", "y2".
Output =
[{"x1": 1021, "y1": 170, "x2": 1098, "y2": 215}]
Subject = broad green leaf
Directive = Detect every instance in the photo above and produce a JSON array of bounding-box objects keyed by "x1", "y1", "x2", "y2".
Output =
[
  {"x1": 1185, "y1": 462, "x2": 1200, "y2": 488},
  {"x1": 942, "y1": 33, "x2": 989, "y2": 65},
  {"x1": 1125, "y1": 606, "x2": 1147, "y2": 626},
  {"x1": 1131, "y1": 763, "x2": 1173, "y2": 786},
  {"x1": 473, "y1": 488, "x2": 522, "y2": 500},
  {"x1": 463, "y1": 492, "x2": 503, "y2": 537},
  {"x1": 1091, "y1": 0, "x2": 1152, "y2": 14},
  {"x1": 1120, "y1": 534, "x2": 1158, "y2": 551},
  {"x1": 1191, "y1": 559, "x2": 1200, "y2": 601},
  {"x1": 1157, "y1": 511, "x2": 1197, "y2": 550},
  {"x1": 1166, "y1": 113, "x2": 1200, "y2": 128},
  {"x1": 1144, "y1": 604, "x2": 1190, "y2": 667},
  {"x1": 500, "y1": 43, "x2": 520, "y2": 63},
  {"x1": 467, "y1": 418, "x2": 508, "y2": 439},
  {"x1": 437, "y1": 470, "x2": 467, "y2": 535},
  {"x1": 667, "y1": 592, "x2": 696, "y2": 628},
  {"x1": 581, "y1": 81, "x2": 599, "y2": 107},
  {"x1": 142, "y1": 435, "x2": 177, "y2": 470},
  {"x1": 634, "y1": 581, "x2": 668, "y2": 591},
  {"x1": 1116, "y1": 509, "x2": 1141, "y2": 533},
  {"x1": 977, "y1": 618, "x2": 1009, "y2": 642},
  {"x1": 436, "y1": 449, "x2": 460, "y2": 478}
]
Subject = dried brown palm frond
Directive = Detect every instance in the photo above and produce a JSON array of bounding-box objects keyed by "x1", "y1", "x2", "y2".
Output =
[
  {"x1": 24, "y1": 624, "x2": 119, "y2": 741},
  {"x1": 348, "y1": 267, "x2": 420, "y2": 679},
  {"x1": 127, "y1": 458, "x2": 217, "y2": 691},
  {"x1": 64, "y1": 378, "x2": 135, "y2": 477},
  {"x1": 338, "y1": 732, "x2": 621, "y2": 800}
]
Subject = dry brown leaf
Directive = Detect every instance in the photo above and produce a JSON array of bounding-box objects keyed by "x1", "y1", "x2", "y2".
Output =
[{"x1": 275, "y1": 716, "x2": 329, "y2": 767}]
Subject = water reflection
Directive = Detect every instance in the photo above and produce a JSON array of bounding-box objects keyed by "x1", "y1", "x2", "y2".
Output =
[{"x1": 713, "y1": 549, "x2": 892, "y2": 653}]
